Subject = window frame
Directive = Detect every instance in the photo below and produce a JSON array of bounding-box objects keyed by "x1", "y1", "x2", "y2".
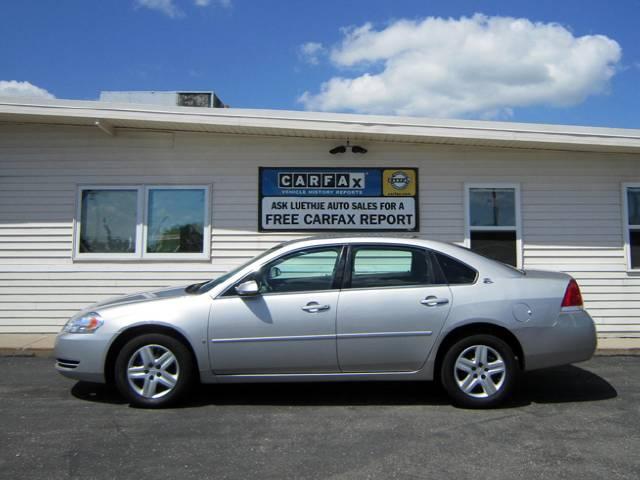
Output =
[
  {"x1": 622, "y1": 182, "x2": 640, "y2": 272},
  {"x1": 73, "y1": 184, "x2": 211, "y2": 261},
  {"x1": 464, "y1": 182, "x2": 522, "y2": 268}
]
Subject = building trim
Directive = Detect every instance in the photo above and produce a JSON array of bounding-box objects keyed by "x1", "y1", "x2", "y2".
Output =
[{"x1": 2, "y1": 97, "x2": 640, "y2": 153}]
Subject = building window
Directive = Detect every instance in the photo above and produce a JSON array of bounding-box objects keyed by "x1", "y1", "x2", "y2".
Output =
[
  {"x1": 624, "y1": 184, "x2": 640, "y2": 270},
  {"x1": 75, "y1": 185, "x2": 210, "y2": 260},
  {"x1": 79, "y1": 188, "x2": 140, "y2": 255},
  {"x1": 145, "y1": 188, "x2": 206, "y2": 256},
  {"x1": 465, "y1": 184, "x2": 521, "y2": 267}
]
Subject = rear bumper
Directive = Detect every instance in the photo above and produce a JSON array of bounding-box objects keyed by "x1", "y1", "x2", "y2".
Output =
[
  {"x1": 54, "y1": 333, "x2": 108, "y2": 383},
  {"x1": 523, "y1": 308, "x2": 597, "y2": 371}
]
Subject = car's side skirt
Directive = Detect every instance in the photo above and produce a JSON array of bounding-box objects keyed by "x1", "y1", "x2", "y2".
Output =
[{"x1": 208, "y1": 370, "x2": 431, "y2": 384}]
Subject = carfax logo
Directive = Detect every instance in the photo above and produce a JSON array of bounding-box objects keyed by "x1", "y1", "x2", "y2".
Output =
[
  {"x1": 388, "y1": 171, "x2": 410, "y2": 190},
  {"x1": 278, "y1": 172, "x2": 365, "y2": 189}
]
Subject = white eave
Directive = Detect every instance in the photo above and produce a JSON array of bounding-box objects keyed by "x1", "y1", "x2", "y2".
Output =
[{"x1": 1, "y1": 97, "x2": 640, "y2": 153}]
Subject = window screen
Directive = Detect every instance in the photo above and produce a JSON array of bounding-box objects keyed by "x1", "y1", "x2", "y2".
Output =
[{"x1": 469, "y1": 188, "x2": 516, "y2": 227}]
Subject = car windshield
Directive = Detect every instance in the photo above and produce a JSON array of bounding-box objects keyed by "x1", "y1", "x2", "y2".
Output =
[{"x1": 194, "y1": 243, "x2": 287, "y2": 293}]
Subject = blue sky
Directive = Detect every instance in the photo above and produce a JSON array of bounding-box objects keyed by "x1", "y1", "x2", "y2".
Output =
[{"x1": 1, "y1": 0, "x2": 639, "y2": 127}]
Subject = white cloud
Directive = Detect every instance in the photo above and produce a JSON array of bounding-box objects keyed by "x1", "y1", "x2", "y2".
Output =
[
  {"x1": 136, "y1": 0, "x2": 230, "y2": 16},
  {"x1": 299, "y1": 14, "x2": 622, "y2": 118},
  {"x1": 0, "y1": 80, "x2": 55, "y2": 99},
  {"x1": 194, "y1": 0, "x2": 231, "y2": 7},
  {"x1": 135, "y1": 0, "x2": 182, "y2": 18},
  {"x1": 299, "y1": 42, "x2": 326, "y2": 65}
]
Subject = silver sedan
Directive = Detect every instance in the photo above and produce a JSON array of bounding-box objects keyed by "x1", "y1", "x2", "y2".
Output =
[{"x1": 55, "y1": 237, "x2": 597, "y2": 408}]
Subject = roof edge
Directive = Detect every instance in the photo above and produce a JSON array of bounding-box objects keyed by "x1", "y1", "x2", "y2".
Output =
[{"x1": 1, "y1": 97, "x2": 640, "y2": 152}]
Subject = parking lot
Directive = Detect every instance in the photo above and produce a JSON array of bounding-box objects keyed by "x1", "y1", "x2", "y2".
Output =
[{"x1": 0, "y1": 356, "x2": 638, "y2": 480}]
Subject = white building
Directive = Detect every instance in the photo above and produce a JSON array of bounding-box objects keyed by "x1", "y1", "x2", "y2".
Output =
[{"x1": 0, "y1": 97, "x2": 639, "y2": 350}]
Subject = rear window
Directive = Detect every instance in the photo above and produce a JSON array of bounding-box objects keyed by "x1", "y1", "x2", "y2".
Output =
[{"x1": 434, "y1": 252, "x2": 477, "y2": 285}]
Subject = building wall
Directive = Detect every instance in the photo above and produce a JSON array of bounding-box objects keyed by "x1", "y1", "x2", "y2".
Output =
[{"x1": 0, "y1": 123, "x2": 639, "y2": 340}]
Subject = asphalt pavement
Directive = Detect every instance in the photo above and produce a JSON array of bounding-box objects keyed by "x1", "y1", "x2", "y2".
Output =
[{"x1": 0, "y1": 356, "x2": 638, "y2": 480}]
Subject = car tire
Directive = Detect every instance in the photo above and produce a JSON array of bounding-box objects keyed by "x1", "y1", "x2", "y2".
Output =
[
  {"x1": 114, "y1": 333, "x2": 194, "y2": 408},
  {"x1": 440, "y1": 334, "x2": 518, "y2": 408}
]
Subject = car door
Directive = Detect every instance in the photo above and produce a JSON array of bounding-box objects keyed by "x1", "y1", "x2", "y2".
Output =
[
  {"x1": 337, "y1": 245, "x2": 452, "y2": 372},
  {"x1": 209, "y1": 246, "x2": 345, "y2": 374}
]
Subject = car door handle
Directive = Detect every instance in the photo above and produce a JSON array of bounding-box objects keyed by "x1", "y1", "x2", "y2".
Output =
[
  {"x1": 421, "y1": 296, "x2": 449, "y2": 307},
  {"x1": 301, "y1": 302, "x2": 330, "y2": 313}
]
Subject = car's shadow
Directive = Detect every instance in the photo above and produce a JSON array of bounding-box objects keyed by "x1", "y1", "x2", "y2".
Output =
[{"x1": 71, "y1": 364, "x2": 617, "y2": 409}]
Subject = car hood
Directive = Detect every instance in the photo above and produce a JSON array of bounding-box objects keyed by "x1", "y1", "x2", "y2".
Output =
[{"x1": 90, "y1": 285, "x2": 190, "y2": 311}]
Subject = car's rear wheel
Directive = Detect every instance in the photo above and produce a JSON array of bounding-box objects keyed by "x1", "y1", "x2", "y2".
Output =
[
  {"x1": 441, "y1": 334, "x2": 518, "y2": 408},
  {"x1": 114, "y1": 333, "x2": 194, "y2": 408}
]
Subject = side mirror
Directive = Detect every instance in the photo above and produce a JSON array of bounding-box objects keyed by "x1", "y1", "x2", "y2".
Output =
[
  {"x1": 235, "y1": 279, "x2": 260, "y2": 296},
  {"x1": 268, "y1": 266, "x2": 282, "y2": 279}
]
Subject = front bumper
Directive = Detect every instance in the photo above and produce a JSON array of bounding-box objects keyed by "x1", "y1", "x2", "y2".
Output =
[
  {"x1": 522, "y1": 308, "x2": 597, "y2": 371},
  {"x1": 54, "y1": 332, "x2": 109, "y2": 383}
]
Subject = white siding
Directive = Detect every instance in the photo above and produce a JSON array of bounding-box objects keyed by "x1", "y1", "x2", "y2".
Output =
[{"x1": 0, "y1": 124, "x2": 639, "y2": 338}]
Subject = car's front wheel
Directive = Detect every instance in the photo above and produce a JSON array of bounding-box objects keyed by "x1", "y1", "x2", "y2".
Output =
[
  {"x1": 114, "y1": 333, "x2": 194, "y2": 408},
  {"x1": 441, "y1": 334, "x2": 518, "y2": 408}
]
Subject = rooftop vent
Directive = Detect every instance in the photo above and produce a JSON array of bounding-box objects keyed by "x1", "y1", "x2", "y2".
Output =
[
  {"x1": 99, "y1": 90, "x2": 226, "y2": 108},
  {"x1": 178, "y1": 92, "x2": 212, "y2": 108}
]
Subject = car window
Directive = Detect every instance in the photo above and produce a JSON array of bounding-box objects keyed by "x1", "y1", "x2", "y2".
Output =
[
  {"x1": 433, "y1": 252, "x2": 477, "y2": 284},
  {"x1": 259, "y1": 247, "x2": 341, "y2": 294},
  {"x1": 199, "y1": 244, "x2": 286, "y2": 293},
  {"x1": 349, "y1": 247, "x2": 436, "y2": 289}
]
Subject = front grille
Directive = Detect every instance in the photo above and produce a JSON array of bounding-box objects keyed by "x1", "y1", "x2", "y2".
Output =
[{"x1": 56, "y1": 358, "x2": 80, "y2": 369}]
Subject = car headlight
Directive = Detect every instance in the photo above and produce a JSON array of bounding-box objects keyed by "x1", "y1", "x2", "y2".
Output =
[{"x1": 63, "y1": 312, "x2": 104, "y2": 334}]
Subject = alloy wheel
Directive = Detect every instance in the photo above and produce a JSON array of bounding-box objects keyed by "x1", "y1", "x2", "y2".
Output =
[
  {"x1": 126, "y1": 344, "x2": 180, "y2": 399},
  {"x1": 454, "y1": 344, "x2": 506, "y2": 398}
]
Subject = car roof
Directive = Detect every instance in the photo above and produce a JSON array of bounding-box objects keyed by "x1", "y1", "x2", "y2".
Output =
[
  {"x1": 276, "y1": 235, "x2": 522, "y2": 278},
  {"x1": 281, "y1": 234, "x2": 448, "y2": 249}
]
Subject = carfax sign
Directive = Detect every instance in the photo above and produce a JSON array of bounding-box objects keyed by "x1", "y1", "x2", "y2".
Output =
[{"x1": 259, "y1": 167, "x2": 418, "y2": 231}]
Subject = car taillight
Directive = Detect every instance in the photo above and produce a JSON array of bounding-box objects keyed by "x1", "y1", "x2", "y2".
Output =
[{"x1": 561, "y1": 279, "x2": 583, "y2": 308}]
